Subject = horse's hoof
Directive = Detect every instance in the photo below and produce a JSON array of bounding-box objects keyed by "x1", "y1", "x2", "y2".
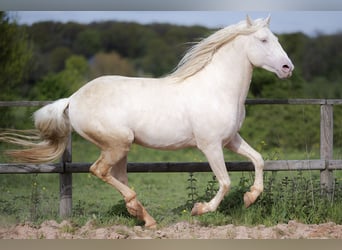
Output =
[
  {"x1": 243, "y1": 192, "x2": 254, "y2": 208},
  {"x1": 191, "y1": 203, "x2": 201, "y2": 216},
  {"x1": 191, "y1": 202, "x2": 208, "y2": 216}
]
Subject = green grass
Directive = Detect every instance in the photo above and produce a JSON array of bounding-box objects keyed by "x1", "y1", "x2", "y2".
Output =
[
  {"x1": 1, "y1": 167, "x2": 341, "y2": 228},
  {"x1": 1, "y1": 135, "x2": 342, "y2": 228}
]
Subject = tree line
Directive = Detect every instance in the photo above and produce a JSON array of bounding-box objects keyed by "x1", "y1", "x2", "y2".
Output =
[{"x1": 1, "y1": 12, "x2": 342, "y2": 152}]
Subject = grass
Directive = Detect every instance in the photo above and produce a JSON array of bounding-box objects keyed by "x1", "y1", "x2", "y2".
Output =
[{"x1": 0, "y1": 135, "x2": 342, "y2": 228}]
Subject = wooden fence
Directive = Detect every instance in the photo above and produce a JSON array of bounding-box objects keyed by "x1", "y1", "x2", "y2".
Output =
[{"x1": 1, "y1": 99, "x2": 342, "y2": 218}]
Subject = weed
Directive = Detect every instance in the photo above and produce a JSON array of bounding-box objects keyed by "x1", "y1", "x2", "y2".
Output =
[
  {"x1": 73, "y1": 200, "x2": 86, "y2": 217},
  {"x1": 30, "y1": 174, "x2": 40, "y2": 222},
  {"x1": 183, "y1": 169, "x2": 342, "y2": 227},
  {"x1": 242, "y1": 171, "x2": 342, "y2": 225},
  {"x1": 186, "y1": 172, "x2": 198, "y2": 209},
  {"x1": 204, "y1": 175, "x2": 218, "y2": 201},
  {"x1": 60, "y1": 223, "x2": 76, "y2": 234}
]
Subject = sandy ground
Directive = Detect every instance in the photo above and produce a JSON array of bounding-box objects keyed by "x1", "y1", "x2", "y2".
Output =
[{"x1": 0, "y1": 220, "x2": 341, "y2": 239}]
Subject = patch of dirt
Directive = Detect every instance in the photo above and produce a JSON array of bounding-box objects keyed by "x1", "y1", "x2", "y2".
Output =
[{"x1": 0, "y1": 220, "x2": 341, "y2": 239}]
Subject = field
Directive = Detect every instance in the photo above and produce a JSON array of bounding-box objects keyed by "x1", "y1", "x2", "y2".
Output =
[
  {"x1": 1, "y1": 137, "x2": 342, "y2": 233},
  {"x1": 1, "y1": 105, "x2": 342, "y2": 237}
]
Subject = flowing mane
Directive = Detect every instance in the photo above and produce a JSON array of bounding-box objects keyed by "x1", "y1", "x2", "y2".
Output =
[{"x1": 168, "y1": 18, "x2": 269, "y2": 81}]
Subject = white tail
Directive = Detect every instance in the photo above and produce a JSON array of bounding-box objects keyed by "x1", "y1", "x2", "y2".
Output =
[{"x1": 0, "y1": 98, "x2": 71, "y2": 163}]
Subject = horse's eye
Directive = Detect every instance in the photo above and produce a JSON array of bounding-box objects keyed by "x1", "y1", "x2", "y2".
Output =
[{"x1": 261, "y1": 39, "x2": 267, "y2": 43}]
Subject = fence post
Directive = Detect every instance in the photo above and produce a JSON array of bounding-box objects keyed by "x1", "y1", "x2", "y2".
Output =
[
  {"x1": 320, "y1": 103, "x2": 334, "y2": 198},
  {"x1": 59, "y1": 134, "x2": 72, "y2": 218}
]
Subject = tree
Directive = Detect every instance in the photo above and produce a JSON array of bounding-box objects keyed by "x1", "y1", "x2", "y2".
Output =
[
  {"x1": 31, "y1": 55, "x2": 89, "y2": 100},
  {"x1": 89, "y1": 51, "x2": 135, "y2": 79},
  {"x1": 74, "y1": 29, "x2": 101, "y2": 57},
  {"x1": 48, "y1": 46, "x2": 73, "y2": 73},
  {"x1": 302, "y1": 34, "x2": 342, "y2": 81},
  {"x1": 100, "y1": 22, "x2": 149, "y2": 58},
  {"x1": 141, "y1": 38, "x2": 178, "y2": 77},
  {"x1": 0, "y1": 12, "x2": 32, "y2": 100},
  {"x1": 0, "y1": 12, "x2": 33, "y2": 129}
]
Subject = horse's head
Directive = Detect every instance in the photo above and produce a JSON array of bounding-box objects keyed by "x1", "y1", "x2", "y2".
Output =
[{"x1": 243, "y1": 15, "x2": 294, "y2": 79}]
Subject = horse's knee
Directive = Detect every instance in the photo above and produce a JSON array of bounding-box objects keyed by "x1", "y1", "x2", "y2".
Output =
[{"x1": 254, "y1": 153, "x2": 264, "y2": 169}]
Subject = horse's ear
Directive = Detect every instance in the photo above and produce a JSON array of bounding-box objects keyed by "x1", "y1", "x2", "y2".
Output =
[
  {"x1": 265, "y1": 14, "x2": 271, "y2": 25},
  {"x1": 246, "y1": 15, "x2": 253, "y2": 27}
]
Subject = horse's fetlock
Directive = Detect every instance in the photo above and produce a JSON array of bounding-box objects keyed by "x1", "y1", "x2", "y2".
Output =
[
  {"x1": 222, "y1": 181, "x2": 231, "y2": 192},
  {"x1": 125, "y1": 197, "x2": 146, "y2": 220},
  {"x1": 251, "y1": 185, "x2": 263, "y2": 194},
  {"x1": 125, "y1": 193, "x2": 137, "y2": 204}
]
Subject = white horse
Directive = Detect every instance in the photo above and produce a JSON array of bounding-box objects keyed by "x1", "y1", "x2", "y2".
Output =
[{"x1": 1, "y1": 16, "x2": 293, "y2": 228}]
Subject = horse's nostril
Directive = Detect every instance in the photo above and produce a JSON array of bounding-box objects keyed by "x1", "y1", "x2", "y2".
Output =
[{"x1": 282, "y1": 64, "x2": 290, "y2": 72}]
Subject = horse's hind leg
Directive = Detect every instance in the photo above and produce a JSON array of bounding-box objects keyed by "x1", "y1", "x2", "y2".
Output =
[
  {"x1": 89, "y1": 143, "x2": 156, "y2": 228},
  {"x1": 110, "y1": 155, "x2": 128, "y2": 185},
  {"x1": 226, "y1": 133, "x2": 264, "y2": 207}
]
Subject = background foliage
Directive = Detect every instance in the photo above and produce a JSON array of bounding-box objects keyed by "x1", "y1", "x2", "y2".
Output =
[{"x1": 2, "y1": 12, "x2": 342, "y2": 152}]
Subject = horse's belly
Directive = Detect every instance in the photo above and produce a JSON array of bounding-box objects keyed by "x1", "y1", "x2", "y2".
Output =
[
  {"x1": 132, "y1": 124, "x2": 196, "y2": 150},
  {"x1": 134, "y1": 137, "x2": 196, "y2": 150}
]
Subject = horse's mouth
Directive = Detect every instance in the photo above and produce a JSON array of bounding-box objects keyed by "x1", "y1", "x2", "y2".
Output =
[{"x1": 278, "y1": 71, "x2": 293, "y2": 79}]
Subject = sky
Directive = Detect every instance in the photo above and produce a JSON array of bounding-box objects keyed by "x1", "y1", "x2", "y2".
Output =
[{"x1": 10, "y1": 11, "x2": 342, "y2": 36}]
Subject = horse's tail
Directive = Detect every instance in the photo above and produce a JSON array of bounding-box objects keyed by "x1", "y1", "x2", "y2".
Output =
[{"x1": 0, "y1": 98, "x2": 71, "y2": 163}]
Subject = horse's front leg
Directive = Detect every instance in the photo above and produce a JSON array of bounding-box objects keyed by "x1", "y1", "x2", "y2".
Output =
[
  {"x1": 225, "y1": 133, "x2": 264, "y2": 207},
  {"x1": 191, "y1": 143, "x2": 231, "y2": 215}
]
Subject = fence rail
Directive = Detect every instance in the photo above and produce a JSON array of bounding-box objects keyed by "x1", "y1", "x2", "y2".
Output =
[
  {"x1": 0, "y1": 160, "x2": 337, "y2": 174},
  {"x1": 1, "y1": 99, "x2": 342, "y2": 218}
]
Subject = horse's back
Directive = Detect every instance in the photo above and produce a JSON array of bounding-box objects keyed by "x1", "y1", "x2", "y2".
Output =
[{"x1": 69, "y1": 75, "x2": 182, "y2": 119}]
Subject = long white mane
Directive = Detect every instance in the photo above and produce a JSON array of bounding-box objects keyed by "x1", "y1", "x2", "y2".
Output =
[{"x1": 168, "y1": 18, "x2": 270, "y2": 81}]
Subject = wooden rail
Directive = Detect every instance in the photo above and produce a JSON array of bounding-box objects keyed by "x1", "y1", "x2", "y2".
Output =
[
  {"x1": 1, "y1": 99, "x2": 342, "y2": 218},
  {"x1": 0, "y1": 160, "x2": 335, "y2": 174}
]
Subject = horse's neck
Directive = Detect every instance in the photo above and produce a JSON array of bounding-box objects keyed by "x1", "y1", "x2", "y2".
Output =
[{"x1": 203, "y1": 40, "x2": 253, "y2": 105}]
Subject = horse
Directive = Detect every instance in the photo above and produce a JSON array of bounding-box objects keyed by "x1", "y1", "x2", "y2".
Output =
[{"x1": 0, "y1": 16, "x2": 293, "y2": 228}]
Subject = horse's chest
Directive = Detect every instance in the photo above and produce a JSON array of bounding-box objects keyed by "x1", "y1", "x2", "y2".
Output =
[{"x1": 194, "y1": 104, "x2": 245, "y2": 141}]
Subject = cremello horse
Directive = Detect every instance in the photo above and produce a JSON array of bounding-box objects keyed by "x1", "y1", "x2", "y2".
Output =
[{"x1": 1, "y1": 16, "x2": 293, "y2": 228}]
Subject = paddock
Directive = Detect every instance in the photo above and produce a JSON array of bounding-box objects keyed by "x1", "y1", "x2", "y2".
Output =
[{"x1": 1, "y1": 99, "x2": 341, "y2": 218}]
